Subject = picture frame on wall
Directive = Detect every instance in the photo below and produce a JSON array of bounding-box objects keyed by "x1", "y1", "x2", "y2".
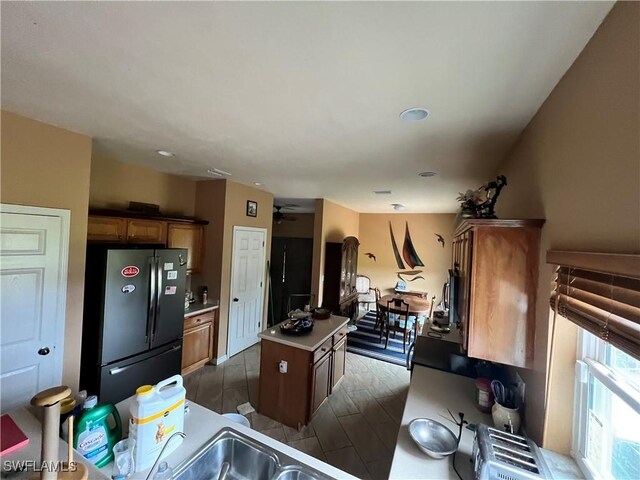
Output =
[{"x1": 246, "y1": 200, "x2": 258, "y2": 217}]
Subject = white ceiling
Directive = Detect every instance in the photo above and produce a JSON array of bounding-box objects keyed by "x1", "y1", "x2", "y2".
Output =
[{"x1": 1, "y1": 1, "x2": 613, "y2": 213}]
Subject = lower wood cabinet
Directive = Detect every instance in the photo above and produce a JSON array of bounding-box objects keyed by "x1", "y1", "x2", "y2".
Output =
[
  {"x1": 258, "y1": 323, "x2": 349, "y2": 429},
  {"x1": 182, "y1": 310, "x2": 218, "y2": 376},
  {"x1": 332, "y1": 338, "x2": 346, "y2": 390},
  {"x1": 311, "y1": 353, "x2": 331, "y2": 415}
]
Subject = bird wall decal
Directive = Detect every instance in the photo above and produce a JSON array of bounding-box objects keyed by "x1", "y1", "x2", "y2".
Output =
[
  {"x1": 435, "y1": 233, "x2": 445, "y2": 248},
  {"x1": 364, "y1": 252, "x2": 376, "y2": 262}
]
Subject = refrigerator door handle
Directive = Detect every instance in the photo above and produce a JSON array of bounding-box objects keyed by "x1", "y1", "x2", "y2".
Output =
[
  {"x1": 153, "y1": 256, "x2": 163, "y2": 340},
  {"x1": 147, "y1": 256, "x2": 157, "y2": 343},
  {"x1": 109, "y1": 344, "x2": 182, "y2": 375}
]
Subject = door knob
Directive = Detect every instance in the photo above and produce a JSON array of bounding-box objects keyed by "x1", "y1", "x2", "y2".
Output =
[
  {"x1": 38, "y1": 347, "x2": 50, "y2": 356},
  {"x1": 233, "y1": 298, "x2": 239, "y2": 302}
]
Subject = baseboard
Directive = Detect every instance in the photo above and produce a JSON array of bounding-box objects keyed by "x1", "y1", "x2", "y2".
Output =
[{"x1": 215, "y1": 354, "x2": 228, "y2": 365}]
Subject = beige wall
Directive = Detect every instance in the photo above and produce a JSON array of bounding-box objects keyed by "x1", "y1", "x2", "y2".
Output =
[
  {"x1": 272, "y1": 213, "x2": 315, "y2": 238},
  {"x1": 358, "y1": 214, "x2": 455, "y2": 301},
  {"x1": 495, "y1": 1, "x2": 640, "y2": 452},
  {"x1": 90, "y1": 154, "x2": 197, "y2": 216},
  {"x1": 194, "y1": 180, "x2": 273, "y2": 358},
  {"x1": 311, "y1": 199, "x2": 360, "y2": 307},
  {"x1": 1, "y1": 111, "x2": 92, "y2": 391}
]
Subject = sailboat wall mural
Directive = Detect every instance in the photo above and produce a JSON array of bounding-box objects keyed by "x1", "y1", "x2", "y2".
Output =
[{"x1": 389, "y1": 222, "x2": 426, "y2": 283}]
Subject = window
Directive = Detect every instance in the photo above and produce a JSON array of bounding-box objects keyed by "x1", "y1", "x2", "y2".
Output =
[{"x1": 574, "y1": 329, "x2": 640, "y2": 480}]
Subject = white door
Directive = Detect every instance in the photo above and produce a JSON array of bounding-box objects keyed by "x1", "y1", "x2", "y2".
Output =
[
  {"x1": 0, "y1": 204, "x2": 69, "y2": 413},
  {"x1": 228, "y1": 227, "x2": 266, "y2": 357}
]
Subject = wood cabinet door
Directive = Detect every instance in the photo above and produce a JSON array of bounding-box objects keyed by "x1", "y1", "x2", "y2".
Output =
[
  {"x1": 87, "y1": 216, "x2": 127, "y2": 242},
  {"x1": 181, "y1": 322, "x2": 213, "y2": 375},
  {"x1": 468, "y1": 227, "x2": 539, "y2": 368},
  {"x1": 332, "y1": 339, "x2": 346, "y2": 390},
  {"x1": 310, "y1": 353, "x2": 331, "y2": 416},
  {"x1": 167, "y1": 224, "x2": 204, "y2": 273},
  {"x1": 127, "y1": 219, "x2": 167, "y2": 243}
]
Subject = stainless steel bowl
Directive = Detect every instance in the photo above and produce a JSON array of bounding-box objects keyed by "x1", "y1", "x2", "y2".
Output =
[{"x1": 408, "y1": 418, "x2": 458, "y2": 459}]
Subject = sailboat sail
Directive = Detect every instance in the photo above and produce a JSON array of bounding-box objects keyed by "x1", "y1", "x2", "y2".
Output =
[
  {"x1": 389, "y1": 222, "x2": 405, "y2": 269},
  {"x1": 402, "y1": 222, "x2": 425, "y2": 269}
]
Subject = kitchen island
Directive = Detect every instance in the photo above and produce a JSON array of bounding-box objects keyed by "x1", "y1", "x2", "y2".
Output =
[{"x1": 257, "y1": 315, "x2": 349, "y2": 429}]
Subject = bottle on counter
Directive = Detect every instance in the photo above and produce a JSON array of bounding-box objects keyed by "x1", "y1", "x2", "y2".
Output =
[
  {"x1": 73, "y1": 395, "x2": 122, "y2": 468},
  {"x1": 201, "y1": 286, "x2": 208, "y2": 305}
]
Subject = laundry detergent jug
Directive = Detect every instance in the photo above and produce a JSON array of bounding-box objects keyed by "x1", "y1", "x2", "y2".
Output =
[
  {"x1": 73, "y1": 395, "x2": 122, "y2": 468},
  {"x1": 129, "y1": 375, "x2": 186, "y2": 472}
]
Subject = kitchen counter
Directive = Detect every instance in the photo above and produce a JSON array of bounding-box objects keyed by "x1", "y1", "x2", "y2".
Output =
[
  {"x1": 258, "y1": 315, "x2": 349, "y2": 351},
  {"x1": 101, "y1": 399, "x2": 355, "y2": 480},
  {"x1": 183, "y1": 300, "x2": 218, "y2": 318},
  {"x1": 389, "y1": 365, "x2": 491, "y2": 480}
]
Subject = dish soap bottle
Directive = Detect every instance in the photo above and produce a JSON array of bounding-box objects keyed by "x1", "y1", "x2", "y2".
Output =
[{"x1": 73, "y1": 395, "x2": 122, "y2": 467}]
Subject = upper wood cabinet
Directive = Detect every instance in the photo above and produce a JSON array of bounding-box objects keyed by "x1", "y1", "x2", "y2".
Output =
[
  {"x1": 167, "y1": 223, "x2": 205, "y2": 273},
  {"x1": 87, "y1": 216, "x2": 127, "y2": 242},
  {"x1": 87, "y1": 210, "x2": 207, "y2": 273},
  {"x1": 453, "y1": 219, "x2": 544, "y2": 369},
  {"x1": 126, "y1": 219, "x2": 166, "y2": 243}
]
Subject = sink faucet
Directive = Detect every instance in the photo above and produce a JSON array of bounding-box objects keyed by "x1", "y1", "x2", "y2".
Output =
[{"x1": 145, "y1": 431, "x2": 186, "y2": 480}]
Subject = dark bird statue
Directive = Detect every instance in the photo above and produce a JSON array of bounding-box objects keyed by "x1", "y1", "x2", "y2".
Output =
[
  {"x1": 365, "y1": 252, "x2": 376, "y2": 262},
  {"x1": 435, "y1": 233, "x2": 445, "y2": 248}
]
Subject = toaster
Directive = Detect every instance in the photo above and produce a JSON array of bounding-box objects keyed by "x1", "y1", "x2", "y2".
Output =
[{"x1": 473, "y1": 424, "x2": 552, "y2": 480}]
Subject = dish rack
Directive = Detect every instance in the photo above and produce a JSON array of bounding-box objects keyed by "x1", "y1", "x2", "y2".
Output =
[{"x1": 473, "y1": 424, "x2": 551, "y2": 480}]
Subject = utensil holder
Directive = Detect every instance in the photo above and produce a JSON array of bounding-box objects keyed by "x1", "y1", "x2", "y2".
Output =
[{"x1": 492, "y1": 402, "x2": 521, "y2": 434}]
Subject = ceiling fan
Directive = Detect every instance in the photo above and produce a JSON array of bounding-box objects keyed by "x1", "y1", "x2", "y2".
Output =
[{"x1": 273, "y1": 205, "x2": 297, "y2": 224}]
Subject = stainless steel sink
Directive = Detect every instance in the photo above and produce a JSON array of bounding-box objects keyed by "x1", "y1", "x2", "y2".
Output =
[{"x1": 173, "y1": 427, "x2": 334, "y2": 480}]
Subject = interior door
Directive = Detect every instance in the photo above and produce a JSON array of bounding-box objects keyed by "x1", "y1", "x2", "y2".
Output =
[
  {"x1": 228, "y1": 227, "x2": 266, "y2": 357},
  {"x1": 0, "y1": 205, "x2": 69, "y2": 413}
]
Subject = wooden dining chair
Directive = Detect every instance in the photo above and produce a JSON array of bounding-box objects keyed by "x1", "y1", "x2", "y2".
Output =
[{"x1": 385, "y1": 298, "x2": 414, "y2": 353}]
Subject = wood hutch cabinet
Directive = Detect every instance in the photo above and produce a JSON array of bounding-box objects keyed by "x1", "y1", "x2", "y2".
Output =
[
  {"x1": 87, "y1": 209, "x2": 207, "y2": 273},
  {"x1": 322, "y1": 236, "x2": 359, "y2": 321},
  {"x1": 452, "y1": 219, "x2": 544, "y2": 368}
]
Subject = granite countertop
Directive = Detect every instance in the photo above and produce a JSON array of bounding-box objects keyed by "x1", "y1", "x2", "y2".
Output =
[
  {"x1": 389, "y1": 365, "x2": 491, "y2": 480},
  {"x1": 258, "y1": 315, "x2": 349, "y2": 351},
  {"x1": 184, "y1": 300, "x2": 219, "y2": 318}
]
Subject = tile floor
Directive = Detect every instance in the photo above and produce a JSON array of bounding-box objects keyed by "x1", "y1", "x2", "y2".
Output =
[{"x1": 183, "y1": 342, "x2": 411, "y2": 480}]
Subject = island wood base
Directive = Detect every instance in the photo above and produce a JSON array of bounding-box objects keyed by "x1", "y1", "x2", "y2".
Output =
[{"x1": 257, "y1": 322, "x2": 348, "y2": 429}]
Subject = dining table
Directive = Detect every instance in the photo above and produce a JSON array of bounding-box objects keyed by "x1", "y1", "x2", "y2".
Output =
[{"x1": 377, "y1": 293, "x2": 432, "y2": 317}]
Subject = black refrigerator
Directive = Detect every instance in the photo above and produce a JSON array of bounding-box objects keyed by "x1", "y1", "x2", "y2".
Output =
[{"x1": 80, "y1": 245, "x2": 187, "y2": 404}]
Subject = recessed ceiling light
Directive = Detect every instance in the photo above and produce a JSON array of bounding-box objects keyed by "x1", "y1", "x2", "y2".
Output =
[
  {"x1": 374, "y1": 190, "x2": 392, "y2": 195},
  {"x1": 156, "y1": 149, "x2": 175, "y2": 157},
  {"x1": 400, "y1": 108, "x2": 429, "y2": 122},
  {"x1": 419, "y1": 171, "x2": 437, "y2": 177},
  {"x1": 392, "y1": 203, "x2": 406, "y2": 211},
  {"x1": 254, "y1": 182, "x2": 263, "y2": 186}
]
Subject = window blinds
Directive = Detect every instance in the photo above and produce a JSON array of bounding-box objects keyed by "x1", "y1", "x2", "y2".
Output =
[{"x1": 547, "y1": 251, "x2": 640, "y2": 360}]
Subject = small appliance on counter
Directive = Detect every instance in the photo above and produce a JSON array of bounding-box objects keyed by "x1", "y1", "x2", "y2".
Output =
[{"x1": 473, "y1": 424, "x2": 551, "y2": 480}]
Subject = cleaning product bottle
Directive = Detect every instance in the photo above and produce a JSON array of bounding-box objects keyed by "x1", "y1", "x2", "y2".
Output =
[
  {"x1": 73, "y1": 395, "x2": 122, "y2": 468},
  {"x1": 129, "y1": 375, "x2": 186, "y2": 472}
]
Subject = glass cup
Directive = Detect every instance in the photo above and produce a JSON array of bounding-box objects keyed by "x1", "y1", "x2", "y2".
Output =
[{"x1": 112, "y1": 438, "x2": 135, "y2": 479}]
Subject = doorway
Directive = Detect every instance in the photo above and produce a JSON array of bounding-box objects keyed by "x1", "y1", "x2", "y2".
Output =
[
  {"x1": 228, "y1": 226, "x2": 267, "y2": 357},
  {"x1": 0, "y1": 204, "x2": 70, "y2": 412},
  {"x1": 268, "y1": 237, "x2": 314, "y2": 326}
]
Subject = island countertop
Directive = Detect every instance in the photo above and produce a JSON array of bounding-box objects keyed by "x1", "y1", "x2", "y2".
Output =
[{"x1": 258, "y1": 315, "x2": 349, "y2": 351}]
